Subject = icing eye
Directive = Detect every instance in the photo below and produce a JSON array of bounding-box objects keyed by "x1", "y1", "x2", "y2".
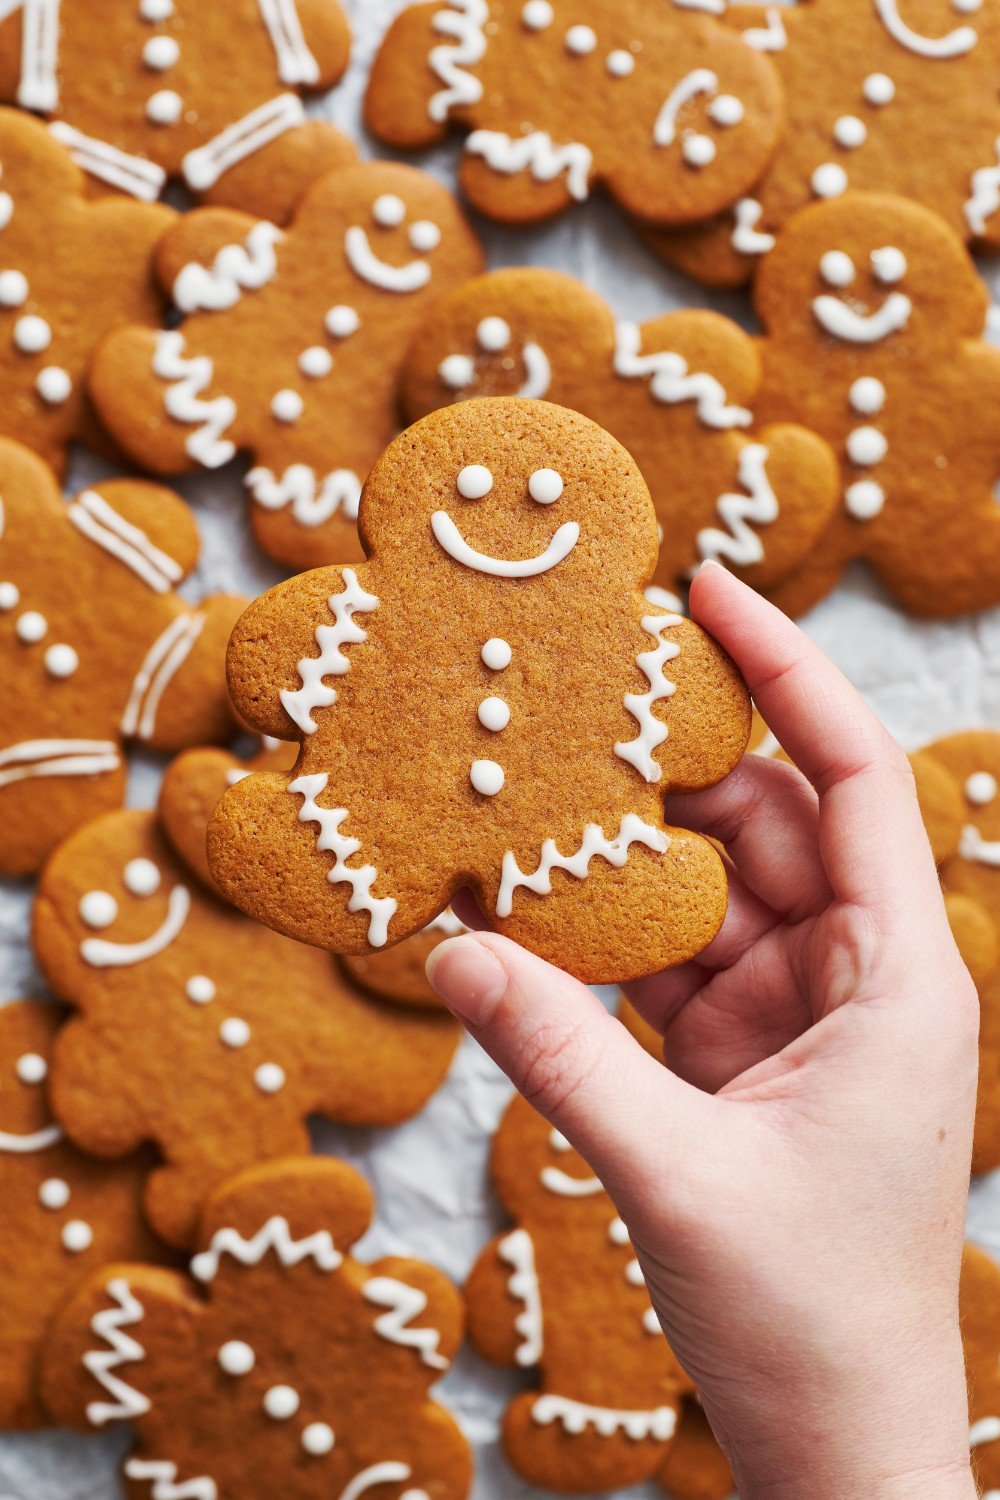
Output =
[
  {"x1": 477, "y1": 316, "x2": 511, "y2": 353},
  {"x1": 15, "y1": 1052, "x2": 47, "y2": 1085},
  {"x1": 79, "y1": 890, "x2": 118, "y2": 929},
  {"x1": 521, "y1": 0, "x2": 553, "y2": 27},
  {"x1": 565, "y1": 23, "x2": 597, "y2": 54},
  {"x1": 439, "y1": 353, "x2": 475, "y2": 390},
  {"x1": 123, "y1": 858, "x2": 161, "y2": 897},
  {"x1": 871, "y1": 246, "x2": 907, "y2": 284},
  {"x1": 708, "y1": 94, "x2": 744, "y2": 127},
  {"x1": 457, "y1": 464, "x2": 494, "y2": 499},
  {"x1": 372, "y1": 194, "x2": 406, "y2": 229},
  {"x1": 819, "y1": 250, "x2": 855, "y2": 288},
  {"x1": 528, "y1": 468, "x2": 564, "y2": 504},
  {"x1": 408, "y1": 220, "x2": 441, "y2": 252},
  {"x1": 966, "y1": 772, "x2": 998, "y2": 806}
]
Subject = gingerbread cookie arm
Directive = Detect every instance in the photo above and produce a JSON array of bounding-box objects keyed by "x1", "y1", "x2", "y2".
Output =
[
  {"x1": 633, "y1": 309, "x2": 762, "y2": 411},
  {"x1": 365, "y1": 3, "x2": 457, "y2": 151},
  {"x1": 47, "y1": 1016, "x2": 149, "y2": 1160},
  {"x1": 723, "y1": 422, "x2": 840, "y2": 591},
  {"x1": 139, "y1": 593, "x2": 245, "y2": 754},
  {"x1": 657, "y1": 1399, "x2": 735, "y2": 1500},
  {"x1": 196, "y1": 1155, "x2": 375, "y2": 1259},
  {"x1": 360, "y1": 1255, "x2": 465, "y2": 1381},
  {"x1": 199, "y1": 119, "x2": 358, "y2": 226},
  {"x1": 653, "y1": 616, "x2": 751, "y2": 792},
  {"x1": 465, "y1": 1230, "x2": 543, "y2": 1371},
  {"x1": 75, "y1": 478, "x2": 202, "y2": 584},
  {"x1": 944, "y1": 892, "x2": 998, "y2": 991},
  {"x1": 910, "y1": 749, "x2": 965, "y2": 866},
  {"x1": 284, "y1": 0, "x2": 353, "y2": 91},
  {"x1": 153, "y1": 206, "x2": 270, "y2": 305},
  {"x1": 159, "y1": 743, "x2": 298, "y2": 891}
]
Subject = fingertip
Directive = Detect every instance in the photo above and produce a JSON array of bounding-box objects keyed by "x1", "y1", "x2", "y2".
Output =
[{"x1": 424, "y1": 933, "x2": 508, "y2": 1026}]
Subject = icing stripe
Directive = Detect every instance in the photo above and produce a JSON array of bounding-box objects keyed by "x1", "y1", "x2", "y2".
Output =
[
  {"x1": 280, "y1": 568, "x2": 377, "y2": 734},
  {"x1": 532, "y1": 1394, "x2": 677, "y2": 1441},
  {"x1": 290, "y1": 773, "x2": 398, "y2": 948},
  {"x1": 247, "y1": 465, "x2": 362, "y2": 527},
  {"x1": 124, "y1": 1459, "x2": 217, "y2": 1500},
  {"x1": 257, "y1": 0, "x2": 320, "y2": 86},
  {"x1": 966, "y1": 139, "x2": 1000, "y2": 235},
  {"x1": 182, "y1": 93, "x2": 306, "y2": 193},
  {"x1": 81, "y1": 884, "x2": 190, "y2": 968},
  {"x1": 68, "y1": 489, "x2": 183, "y2": 594},
  {"x1": 465, "y1": 129, "x2": 592, "y2": 202},
  {"x1": 363, "y1": 1277, "x2": 449, "y2": 1369},
  {"x1": 498, "y1": 1229, "x2": 543, "y2": 1367},
  {"x1": 0, "y1": 1123, "x2": 63, "y2": 1151},
  {"x1": 428, "y1": 0, "x2": 488, "y2": 122},
  {"x1": 121, "y1": 612, "x2": 206, "y2": 741},
  {"x1": 540, "y1": 1166, "x2": 603, "y2": 1197},
  {"x1": 338, "y1": 1465, "x2": 424, "y2": 1500},
  {"x1": 615, "y1": 614, "x2": 682, "y2": 783},
  {"x1": 84, "y1": 1279, "x2": 150, "y2": 1428},
  {"x1": 613, "y1": 323, "x2": 751, "y2": 430},
  {"x1": 0, "y1": 739, "x2": 120, "y2": 790},
  {"x1": 697, "y1": 444, "x2": 779, "y2": 567},
  {"x1": 742, "y1": 8, "x2": 787, "y2": 51},
  {"x1": 190, "y1": 1214, "x2": 342, "y2": 1283},
  {"x1": 152, "y1": 331, "x2": 237, "y2": 469},
  {"x1": 48, "y1": 122, "x2": 166, "y2": 200},
  {"x1": 497, "y1": 815, "x2": 671, "y2": 918},
  {"x1": 172, "y1": 222, "x2": 284, "y2": 314},
  {"x1": 18, "y1": 0, "x2": 60, "y2": 111}
]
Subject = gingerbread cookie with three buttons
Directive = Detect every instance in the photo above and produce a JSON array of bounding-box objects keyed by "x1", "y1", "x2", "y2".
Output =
[{"x1": 207, "y1": 399, "x2": 751, "y2": 986}]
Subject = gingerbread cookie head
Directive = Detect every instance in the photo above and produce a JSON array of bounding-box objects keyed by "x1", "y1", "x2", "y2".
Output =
[
  {"x1": 917, "y1": 732, "x2": 1000, "y2": 918},
  {"x1": 89, "y1": 161, "x2": 485, "y2": 571},
  {"x1": 0, "y1": 0, "x2": 352, "y2": 222},
  {"x1": 0, "y1": 999, "x2": 165, "y2": 1429},
  {"x1": 366, "y1": 0, "x2": 784, "y2": 227},
  {"x1": 34, "y1": 807, "x2": 460, "y2": 1246},
  {"x1": 466, "y1": 1092, "x2": 689, "y2": 1491},
  {"x1": 40, "y1": 1156, "x2": 472, "y2": 1499},
  {"x1": 207, "y1": 399, "x2": 751, "y2": 986}
]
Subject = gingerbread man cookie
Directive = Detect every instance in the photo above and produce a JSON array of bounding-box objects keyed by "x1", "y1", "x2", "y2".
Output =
[
  {"x1": 0, "y1": 0, "x2": 354, "y2": 223},
  {"x1": 366, "y1": 0, "x2": 784, "y2": 228},
  {"x1": 643, "y1": 0, "x2": 1000, "y2": 287},
  {"x1": 34, "y1": 807, "x2": 461, "y2": 1247},
  {"x1": 0, "y1": 108, "x2": 174, "y2": 472},
  {"x1": 657, "y1": 1402, "x2": 735, "y2": 1500},
  {"x1": 40, "y1": 1156, "x2": 472, "y2": 1500},
  {"x1": 207, "y1": 399, "x2": 751, "y2": 986},
  {"x1": 0, "y1": 999, "x2": 167, "y2": 1429},
  {"x1": 963, "y1": 1242, "x2": 1000, "y2": 1497},
  {"x1": 748, "y1": 193, "x2": 1000, "y2": 619},
  {"x1": 0, "y1": 439, "x2": 244, "y2": 878},
  {"x1": 402, "y1": 268, "x2": 839, "y2": 597},
  {"x1": 466, "y1": 1090, "x2": 691, "y2": 1491},
  {"x1": 90, "y1": 161, "x2": 484, "y2": 571}
]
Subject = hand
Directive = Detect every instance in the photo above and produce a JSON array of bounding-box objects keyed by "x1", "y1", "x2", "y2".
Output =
[{"x1": 427, "y1": 564, "x2": 979, "y2": 1500}]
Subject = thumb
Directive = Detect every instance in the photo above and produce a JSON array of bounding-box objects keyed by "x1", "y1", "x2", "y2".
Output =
[{"x1": 425, "y1": 932, "x2": 714, "y2": 1212}]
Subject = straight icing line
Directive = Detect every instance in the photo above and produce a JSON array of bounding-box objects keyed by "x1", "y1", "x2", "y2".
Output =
[
  {"x1": 68, "y1": 489, "x2": 183, "y2": 594},
  {"x1": 0, "y1": 740, "x2": 120, "y2": 790},
  {"x1": 182, "y1": 94, "x2": 306, "y2": 192},
  {"x1": 18, "y1": 0, "x2": 60, "y2": 112},
  {"x1": 257, "y1": 0, "x2": 320, "y2": 85},
  {"x1": 120, "y1": 613, "x2": 205, "y2": 741},
  {"x1": 48, "y1": 122, "x2": 166, "y2": 200}
]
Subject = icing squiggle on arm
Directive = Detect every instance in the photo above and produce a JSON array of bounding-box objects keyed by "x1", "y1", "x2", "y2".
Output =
[
  {"x1": 152, "y1": 332, "x2": 237, "y2": 468},
  {"x1": 498, "y1": 1229, "x2": 543, "y2": 1366},
  {"x1": 280, "y1": 568, "x2": 377, "y2": 733},
  {"x1": 290, "y1": 774, "x2": 398, "y2": 948},
  {"x1": 0, "y1": 739, "x2": 120, "y2": 790},
  {"x1": 257, "y1": 0, "x2": 321, "y2": 86},
  {"x1": 465, "y1": 130, "x2": 593, "y2": 203},
  {"x1": 614, "y1": 614, "x2": 681, "y2": 783},
  {"x1": 121, "y1": 612, "x2": 207, "y2": 741},
  {"x1": 697, "y1": 444, "x2": 778, "y2": 567},
  {"x1": 497, "y1": 816, "x2": 670, "y2": 918},
  {"x1": 190, "y1": 1215, "x2": 342, "y2": 1283},
  {"x1": 123, "y1": 1458, "x2": 218, "y2": 1500},
  {"x1": 172, "y1": 222, "x2": 284, "y2": 314},
  {"x1": 84, "y1": 1279, "x2": 151, "y2": 1428},
  {"x1": 613, "y1": 323, "x2": 751, "y2": 430},
  {"x1": 363, "y1": 1277, "x2": 449, "y2": 1370},
  {"x1": 428, "y1": 0, "x2": 488, "y2": 123}
]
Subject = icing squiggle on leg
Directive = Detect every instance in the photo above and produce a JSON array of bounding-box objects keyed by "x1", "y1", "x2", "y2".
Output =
[
  {"x1": 290, "y1": 773, "x2": 397, "y2": 948},
  {"x1": 497, "y1": 815, "x2": 670, "y2": 918},
  {"x1": 613, "y1": 323, "x2": 751, "y2": 430},
  {"x1": 465, "y1": 130, "x2": 593, "y2": 203},
  {"x1": 248, "y1": 465, "x2": 363, "y2": 528},
  {"x1": 123, "y1": 1459, "x2": 217, "y2": 1500},
  {"x1": 84, "y1": 1279, "x2": 150, "y2": 1428},
  {"x1": 532, "y1": 1394, "x2": 677, "y2": 1441}
]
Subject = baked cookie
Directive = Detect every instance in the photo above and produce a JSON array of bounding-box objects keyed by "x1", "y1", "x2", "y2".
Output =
[
  {"x1": 366, "y1": 0, "x2": 784, "y2": 228},
  {"x1": 465, "y1": 1090, "x2": 692, "y2": 1491},
  {"x1": 40, "y1": 1156, "x2": 472, "y2": 1500},
  {"x1": 207, "y1": 399, "x2": 752, "y2": 986},
  {"x1": 0, "y1": 0, "x2": 353, "y2": 223},
  {"x1": 750, "y1": 193, "x2": 1000, "y2": 618},
  {"x1": 89, "y1": 161, "x2": 485, "y2": 571},
  {"x1": 0, "y1": 999, "x2": 166, "y2": 1430},
  {"x1": 0, "y1": 439, "x2": 243, "y2": 877},
  {"x1": 657, "y1": 1401, "x2": 735, "y2": 1499},
  {"x1": 402, "y1": 268, "x2": 839, "y2": 596},
  {"x1": 963, "y1": 1242, "x2": 1000, "y2": 1498},
  {"x1": 34, "y1": 807, "x2": 461, "y2": 1247},
  {"x1": 642, "y1": 0, "x2": 1000, "y2": 287}
]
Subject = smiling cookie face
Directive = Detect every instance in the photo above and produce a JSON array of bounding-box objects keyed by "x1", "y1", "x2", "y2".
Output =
[
  {"x1": 0, "y1": 1002, "x2": 62, "y2": 1150},
  {"x1": 917, "y1": 732, "x2": 1000, "y2": 920},
  {"x1": 492, "y1": 1090, "x2": 607, "y2": 1223}
]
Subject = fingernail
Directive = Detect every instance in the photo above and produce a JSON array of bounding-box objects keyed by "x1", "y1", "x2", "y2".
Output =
[
  {"x1": 425, "y1": 935, "x2": 508, "y2": 1027},
  {"x1": 698, "y1": 558, "x2": 724, "y2": 572}
]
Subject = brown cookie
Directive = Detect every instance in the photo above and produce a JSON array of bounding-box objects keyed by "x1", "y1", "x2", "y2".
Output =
[
  {"x1": 34, "y1": 807, "x2": 461, "y2": 1247},
  {"x1": 0, "y1": 438, "x2": 244, "y2": 877},
  {"x1": 207, "y1": 398, "x2": 751, "y2": 986},
  {"x1": 402, "y1": 268, "x2": 839, "y2": 597},
  {"x1": 465, "y1": 1091, "x2": 692, "y2": 1491},
  {"x1": 366, "y1": 0, "x2": 784, "y2": 228},
  {"x1": 39, "y1": 1156, "x2": 472, "y2": 1499},
  {"x1": 964, "y1": 1242, "x2": 1000, "y2": 1497},
  {"x1": 657, "y1": 1400, "x2": 735, "y2": 1500},
  {"x1": 89, "y1": 161, "x2": 485, "y2": 572},
  {"x1": 0, "y1": 0, "x2": 353, "y2": 223},
  {"x1": 0, "y1": 999, "x2": 167, "y2": 1429}
]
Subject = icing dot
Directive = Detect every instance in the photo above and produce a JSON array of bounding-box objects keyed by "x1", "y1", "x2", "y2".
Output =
[
  {"x1": 709, "y1": 94, "x2": 744, "y2": 127},
  {"x1": 608, "y1": 1217, "x2": 630, "y2": 1245},
  {"x1": 819, "y1": 250, "x2": 854, "y2": 287},
  {"x1": 521, "y1": 0, "x2": 553, "y2": 28},
  {"x1": 301, "y1": 1423, "x2": 335, "y2": 1457},
  {"x1": 0, "y1": 269, "x2": 28, "y2": 306},
  {"x1": 477, "y1": 316, "x2": 510, "y2": 352},
  {"x1": 220, "y1": 1018, "x2": 251, "y2": 1049},
  {"x1": 409, "y1": 220, "x2": 441, "y2": 252},
  {"x1": 44, "y1": 643, "x2": 78, "y2": 678},
  {"x1": 62, "y1": 1220, "x2": 93, "y2": 1254},
  {"x1": 847, "y1": 425, "x2": 888, "y2": 466},
  {"x1": 478, "y1": 696, "x2": 510, "y2": 732},
  {"x1": 299, "y1": 346, "x2": 333, "y2": 379},
  {"x1": 39, "y1": 1177, "x2": 70, "y2": 1210},
  {"x1": 372, "y1": 193, "x2": 406, "y2": 228},
  {"x1": 470, "y1": 759, "x2": 504, "y2": 796},
  {"x1": 140, "y1": 0, "x2": 175, "y2": 17},
  {"x1": 16, "y1": 610, "x2": 47, "y2": 642},
  {"x1": 263, "y1": 1385, "x2": 299, "y2": 1420},
  {"x1": 811, "y1": 162, "x2": 848, "y2": 198},
  {"x1": 457, "y1": 464, "x2": 493, "y2": 499},
  {"x1": 528, "y1": 468, "x2": 563, "y2": 504},
  {"x1": 36, "y1": 366, "x2": 72, "y2": 404},
  {"x1": 833, "y1": 114, "x2": 866, "y2": 149},
  {"x1": 0, "y1": 581, "x2": 19, "y2": 609},
  {"x1": 146, "y1": 89, "x2": 183, "y2": 124},
  {"x1": 218, "y1": 1340, "x2": 255, "y2": 1376},
  {"x1": 549, "y1": 1129, "x2": 571, "y2": 1152},
  {"x1": 967, "y1": 772, "x2": 998, "y2": 806},
  {"x1": 863, "y1": 72, "x2": 895, "y2": 105},
  {"x1": 682, "y1": 133, "x2": 716, "y2": 167},
  {"x1": 954, "y1": 0, "x2": 982, "y2": 11},
  {"x1": 16, "y1": 1052, "x2": 47, "y2": 1085},
  {"x1": 143, "y1": 35, "x2": 180, "y2": 69},
  {"x1": 186, "y1": 975, "x2": 215, "y2": 1004},
  {"x1": 606, "y1": 49, "x2": 634, "y2": 76},
  {"x1": 0, "y1": 194, "x2": 12, "y2": 231},
  {"x1": 124, "y1": 857, "x2": 161, "y2": 896},
  {"x1": 79, "y1": 890, "x2": 118, "y2": 929},
  {"x1": 844, "y1": 480, "x2": 885, "y2": 519},
  {"x1": 14, "y1": 315, "x2": 52, "y2": 353},
  {"x1": 643, "y1": 1308, "x2": 662, "y2": 1335},
  {"x1": 325, "y1": 305, "x2": 359, "y2": 338},
  {"x1": 565, "y1": 24, "x2": 597, "y2": 54},
  {"x1": 439, "y1": 354, "x2": 475, "y2": 389},
  {"x1": 255, "y1": 1062, "x2": 286, "y2": 1094},
  {"x1": 271, "y1": 389, "x2": 303, "y2": 423},
  {"x1": 849, "y1": 376, "x2": 886, "y2": 414},
  {"x1": 626, "y1": 1259, "x2": 645, "y2": 1285},
  {"x1": 871, "y1": 245, "x2": 907, "y2": 284},
  {"x1": 481, "y1": 638, "x2": 511, "y2": 670}
]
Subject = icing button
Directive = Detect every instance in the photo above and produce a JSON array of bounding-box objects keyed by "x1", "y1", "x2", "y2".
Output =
[
  {"x1": 61, "y1": 1220, "x2": 94, "y2": 1254},
  {"x1": 478, "y1": 696, "x2": 511, "y2": 731},
  {"x1": 481, "y1": 638, "x2": 512, "y2": 670},
  {"x1": 470, "y1": 759, "x2": 505, "y2": 795}
]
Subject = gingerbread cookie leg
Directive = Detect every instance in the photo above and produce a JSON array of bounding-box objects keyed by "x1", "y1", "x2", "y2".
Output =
[
  {"x1": 200, "y1": 119, "x2": 357, "y2": 226},
  {"x1": 504, "y1": 1386, "x2": 680, "y2": 1492},
  {"x1": 466, "y1": 1230, "x2": 541, "y2": 1370},
  {"x1": 657, "y1": 1399, "x2": 735, "y2": 1500}
]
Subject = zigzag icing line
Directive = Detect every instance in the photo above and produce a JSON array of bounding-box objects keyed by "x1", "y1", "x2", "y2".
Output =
[
  {"x1": 247, "y1": 465, "x2": 362, "y2": 528},
  {"x1": 84, "y1": 1279, "x2": 151, "y2": 1428},
  {"x1": 280, "y1": 568, "x2": 377, "y2": 733},
  {"x1": 496, "y1": 815, "x2": 670, "y2": 918},
  {"x1": 290, "y1": 773, "x2": 398, "y2": 948},
  {"x1": 499, "y1": 1229, "x2": 543, "y2": 1367},
  {"x1": 428, "y1": 0, "x2": 488, "y2": 122},
  {"x1": 190, "y1": 1214, "x2": 342, "y2": 1283},
  {"x1": 152, "y1": 331, "x2": 237, "y2": 469},
  {"x1": 966, "y1": 138, "x2": 1000, "y2": 235},
  {"x1": 614, "y1": 614, "x2": 682, "y2": 783},
  {"x1": 697, "y1": 444, "x2": 778, "y2": 567},
  {"x1": 614, "y1": 323, "x2": 751, "y2": 430},
  {"x1": 172, "y1": 221, "x2": 284, "y2": 314},
  {"x1": 465, "y1": 129, "x2": 593, "y2": 202},
  {"x1": 124, "y1": 1459, "x2": 217, "y2": 1500},
  {"x1": 532, "y1": 1393, "x2": 677, "y2": 1441},
  {"x1": 363, "y1": 1277, "x2": 449, "y2": 1369}
]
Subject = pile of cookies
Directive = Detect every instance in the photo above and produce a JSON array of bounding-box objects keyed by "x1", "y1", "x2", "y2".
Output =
[{"x1": 2, "y1": 0, "x2": 1000, "y2": 1496}]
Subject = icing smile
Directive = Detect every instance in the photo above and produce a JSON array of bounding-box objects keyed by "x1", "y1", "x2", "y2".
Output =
[
  {"x1": 431, "y1": 510, "x2": 579, "y2": 577},
  {"x1": 960, "y1": 825, "x2": 1000, "y2": 867},
  {"x1": 540, "y1": 1165, "x2": 604, "y2": 1197},
  {"x1": 0, "y1": 1123, "x2": 63, "y2": 1153},
  {"x1": 81, "y1": 885, "x2": 191, "y2": 968},
  {"x1": 344, "y1": 227, "x2": 432, "y2": 293},
  {"x1": 812, "y1": 291, "x2": 912, "y2": 343}
]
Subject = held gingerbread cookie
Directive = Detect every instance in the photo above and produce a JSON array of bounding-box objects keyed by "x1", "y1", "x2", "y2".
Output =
[
  {"x1": 643, "y1": 0, "x2": 1000, "y2": 287},
  {"x1": 89, "y1": 162, "x2": 485, "y2": 571},
  {"x1": 749, "y1": 193, "x2": 1000, "y2": 619},
  {"x1": 465, "y1": 1091, "x2": 691, "y2": 1491},
  {"x1": 40, "y1": 1157, "x2": 472, "y2": 1500},
  {"x1": 0, "y1": 107, "x2": 174, "y2": 472},
  {"x1": 0, "y1": 999, "x2": 167, "y2": 1430},
  {"x1": 207, "y1": 399, "x2": 752, "y2": 986},
  {"x1": 0, "y1": 439, "x2": 244, "y2": 878},
  {"x1": 402, "y1": 268, "x2": 839, "y2": 596},
  {"x1": 365, "y1": 0, "x2": 784, "y2": 228},
  {"x1": 0, "y1": 0, "x2": 354, "y2": 224},
  {"x1": 34, "y1": 807, "x2": 461, "y2": 1247}
]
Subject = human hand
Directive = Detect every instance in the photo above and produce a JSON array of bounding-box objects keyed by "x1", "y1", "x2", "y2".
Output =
[{"x1": 427, "y1": 564, "x2": 979, "y2": 1500}]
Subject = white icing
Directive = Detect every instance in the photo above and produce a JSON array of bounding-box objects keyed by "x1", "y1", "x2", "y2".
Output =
[
  {"x1": 344, "y1": 225, "x2": 432, "y2": 293},
  {"x1": 16, "y1": 609, "x2": 47, "y2": 641},
  {"x1": 81, "y1": 884, "x2": 190, "y2": 968},
  {"x1": 0, "y1": 738, "x2": 120, "y2": 791},
  {"x1": 0, "y1": 1123, "x2": 63, "y2": 1152},
  {"x1": 482, "y1": 637, "x2": 512, "y2": 670},
  {"x1": 423, "y1": 908, "x2": 468, "y2": 936},
  {"x1": 697, "y1": 443, "x2": 779, "y2": 568},
  {"x1": 363, "y1": 1277, "x2": 449, "y2": 1369},
  {"x1": 709, "y1": 94, "x2": 744, "y2": 127},
  {"x1": 84, "y1": 1279, "x2": 151, "y2": 1427},
  {"x1": 873, "y1": 0, "x2": 977, "y2": 55},
  {"x1": 731, "y1": 197, "x2": 776, "y2": 256},
  {"x1": 615, "y1": 613, "x2": 681, "y2": 783},
  {"x1": 431, "y1": 509, "x2": 579, "y2": 576},
  {"x1": 742, "y1": 7, "x2": 786, "y2": 49},
  {"x1": 457, "y1": 464, "x2": 493, "y2": 499},
  {"x1": 960, "y1": 825, "x2": 1000, "y2": 867},
  {"x1": 465, "y1": 129, "x2": 593, "y2": 203},
  {"x1": 263, "y1": 1384, "x2": 300, "y2": 1419},
  {"x1": 971, "y1": 1417, "x2": 1000, "y2": 1447},
  {"x1": 338, "y1": 1466, "x2": 427, "y2": 1500},
  {"x1": 123, "y1": 1459, "x2": 217, "y2": 1500},
  {"x1": 191, "y1": 1214, "x2": 343, "y2": 1283},
  {"x1": 301, "y1": 1423, "x2": 335, "y2": 1456},
  {"x1": 173, "y1": 222, "x2": 283, "y2": 314},
  {"x1": 470, "y1": 758, "x2": 504, "y2": 795},
  {"x1": 478, "y1": 696, "x2": 510, "y2": 731},
  {"x1": 257, "y1": 0, "x2": 321, "y2": 86},
  {"x1": 0, "y1": 269, "x2": 27, "y2": 306},
  {"x1": 271, "y1": 388, "x2": 303, "y2": 423},
  {"x1": 39, "y1": 1176, "x2": 70, "y2": 1209},
  {"x1": 120, "y1": 612, "x2": 207, "y2": 741},
  {"x1": 183, "y1": 93, "x2": 306, "y2": 192},
  {"x1": 820, "y1": 250, "x2": 854, "y2": 287},
  {"x1": 682, "y1": 133, "x2": 716, "y2": 168},
  {"x1": 966, "y1": 138, "x2": 1000, "y2": 235},
  {"x1": 67, "y1": 489, "x2": 184, "y2": 595},
  {"x1": 528, "y1": 468, "x2": 562, "y2": 504},
  {"x1": 532, "y1": 1394, "x2": 677, "y2": 1441},
  {"x1": 812, "y1": 290, "x2": 912, "y2": 343},
  {"x1": 849, "y1": 376, "x2": 885, "y2": 414},
  {"x1": 44, "y1": 643, "x2": 78, "y2": 678},
  {"x1": 291, "y1": 773, "x2": 397, "y2": 947},
  {"x1": 812, "y1": 163, "x2": 848, "y2": 197},
  {"x1": 49, "y1": 121, "x2": 167, "y2": 200},
  {"x1": 522, "y1": 0, "x2": 553, "y2": 28},
  {"x1": 14, "y1": 314, "x2": 51, "y2": 353},
  {"x1": 186, "y1": 975, "x2": 215, "y2": 1004},
  {"x1": 152, "y1": 331, "x2": 237, "y2": 468},
  {"x1": 220, "y1": 1018, "x2": 250, "y2": 1048},
  {"x1": 498, "y1": 1229, "x2": 543, "y2": 1367},
  {"x1": 478, "y1": 316, "x2": 510, "y2": 351},
  {"x1": 280, "y1": 568, "x2": 377, "y2": 733},
  {"x1": 217, "y1": 1340, "x2": 255, "y2": 1376},
  {"x1": 36, "y1": 366, "x2": 71, "y2": 403},
  {"x1": 497, "y1": 815, "x2": 670, "y2": 918},
  {"x1": 248, "y1": 466, "x2": 362, "y2": 529},
  {"x1": 143, "y1": 35, "x2": 180, "y2": 71},
  {"x1": 254, "y1": 1062, "x2": 285, "y2": 1093},
  {"x1": 428, "y1": 0, "x2": 488, "y2": 123},
  {"x1": 326, "y1": 304, "x2": 360, "y2": 338},
  {"x1": 565, "y1": 23, "x2": 596, "y2": 54},
  {"x1": 613, "y1": 322, "x2": 751, "y2": 429},
  {"x1": 607, "y1": 50, "x2": 635, "y2": 77},
  {"x1": 871, "y1": 245, "x2": 907, "y2": 283},
  {"x1": 62, "y1": 1219, "x2": 93, "y2": 1252},
  {"x1": 846, "y1": 425, "x2": 888, "y2": 465},
  {"x1": 863, "y1": 71, "x2": 896, "y2": 105},
  {"x1": 966, "y1": 771, "x2": 998, "y2": 805},
  {"x1": 17, "y1": 0, "x2": 60, "y2": 112},
  {"x1": 124, "y1": 857, "x2": 161, "y2": 896},
  {"x1": 540, "y1": 1166, "x2": 604, "y2": 1196},
  {"x1": 409, "y1": 219, "x2": 441, "y2": 252},
  {"x1": 373, "y1": 194, "x2": 406, "y2": 228},
  {"x1": 15, "y1": 1051, "x2": 46, "y2": 1083},
  {"x1": 0, "y1": 580, "x2": 18, "y2": 607},
  {"x1": 80, "y1": 890, "x2": 117, "y2": 928},
  {"x1": 845, "y1": 480, "x2": 885, "y2": 519},
  {"x1": 300, "y1": 346, "x2": 333, "y2": 378},
  {"x1": 653, "y1": 69, "x2": 719, "y2": 150},
  {"x1": 146, "y1": 90, "x2": 183, "y2": 126}
]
